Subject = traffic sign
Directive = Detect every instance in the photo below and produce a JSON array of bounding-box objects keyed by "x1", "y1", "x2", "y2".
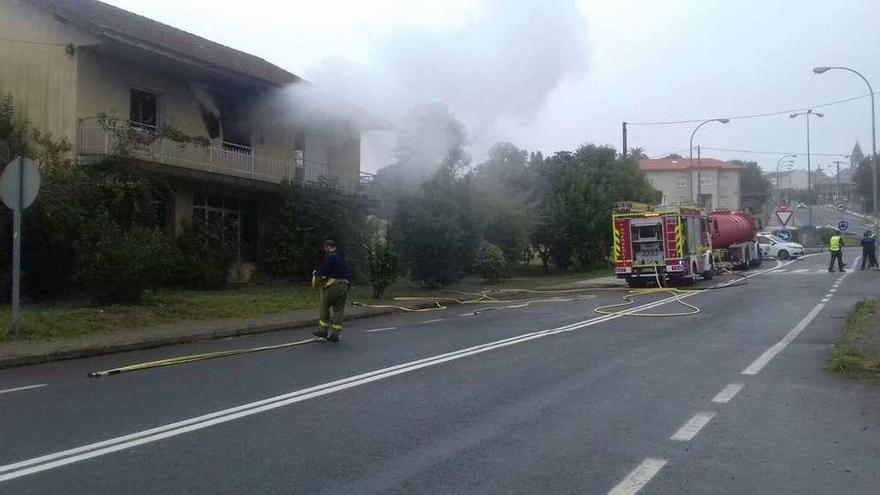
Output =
[
  {"x1": 778, "y1": 229, "x2": 792, "y2": 241},
  {"x1": 838, "y1": 220, "x2": 849, "y2": 232},
  {"x1": 0, "y1": 157, "x2": 40, "y2": 210},
  {"x1": 837, "y1": 203, "x2": 846, "y2": 212},
  {"x1": 776, "y1": 209, "x2": 793, "y2": 227}
]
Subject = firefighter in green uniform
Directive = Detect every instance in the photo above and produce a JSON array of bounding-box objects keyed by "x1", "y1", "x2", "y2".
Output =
[
  {"x1": 828, "y1": 231, "x2": 845, "y2": 272},
  {"x1": 312, "y1": 240, "x2": 351, "y2": 342}
]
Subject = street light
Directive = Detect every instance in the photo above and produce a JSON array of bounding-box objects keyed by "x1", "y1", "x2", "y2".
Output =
[
  {"x1": 790, "y1": 110, "x2": 824, "y2": 226},
  {"x1": 689, "y1": 118, "x2": 730, "y2": 208},
  {"x1": 813, "y1": 66, "x2": 877, "y2": 227}
]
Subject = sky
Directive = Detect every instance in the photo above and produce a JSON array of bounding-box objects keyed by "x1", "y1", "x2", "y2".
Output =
[{"x1": 103, "y1": 0, "x2": 880, "y2": 174}]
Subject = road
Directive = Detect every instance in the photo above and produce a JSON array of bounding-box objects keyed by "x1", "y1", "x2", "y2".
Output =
[
  {"x1": 1, "y1": 251, "x2": 879, "y2": 494},
  {"x1": 767, "y1": 204, "x2": 876, "y2": 232}
]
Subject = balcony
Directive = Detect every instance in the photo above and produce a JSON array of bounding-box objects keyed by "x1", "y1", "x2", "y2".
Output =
[{"x1": 77, "y1": 120, "x2": 338, "y2": 189}]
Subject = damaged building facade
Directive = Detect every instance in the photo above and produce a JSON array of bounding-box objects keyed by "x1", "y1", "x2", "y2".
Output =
[{"x1": 0, "y1": 0, "x2": 379, "y2": 267}]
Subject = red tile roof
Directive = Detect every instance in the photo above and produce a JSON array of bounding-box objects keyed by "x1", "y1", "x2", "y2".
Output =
[
  {"x1": 638, "y1": 158, "x2": 743, "y2": 172},
  {"x1": 34, "y1": 0, "x2": 301, "y2": 87}
]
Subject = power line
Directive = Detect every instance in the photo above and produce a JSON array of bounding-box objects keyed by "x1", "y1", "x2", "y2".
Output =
[
  {"x1": 700, "y1": 146, "x2": 849, "y2": 157},
  {"x1": 626, "y1": 92, "x2": 878, "y2": 126}
]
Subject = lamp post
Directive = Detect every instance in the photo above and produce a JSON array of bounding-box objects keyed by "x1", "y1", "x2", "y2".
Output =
[
  {"x1": 689, "y1": 118, "x2": 730, "y2": 208},
  {"x1": 776, "y1": 154, "x2": 797, "y2": 203},
  {"x1": 814, "y1": 66, "x2": 877, "y2": 227},
  {"x1": 790, "y1": 110, "x2": 824, "y2": 226}
]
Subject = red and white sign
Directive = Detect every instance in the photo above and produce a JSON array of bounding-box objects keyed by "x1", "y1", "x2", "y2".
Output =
[{"x1": 776, "y1": 208, "x2": 793, "y2": 227}]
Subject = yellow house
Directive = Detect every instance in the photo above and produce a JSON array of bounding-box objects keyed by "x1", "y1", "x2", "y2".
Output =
[{"x1": 0, "y1": 0, "x2": 380, "y2": 263}]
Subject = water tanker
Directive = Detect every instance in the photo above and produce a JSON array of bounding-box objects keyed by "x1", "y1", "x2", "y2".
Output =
[{"x1": 708, "y1": 210, "x2": 761, "y2": 269}]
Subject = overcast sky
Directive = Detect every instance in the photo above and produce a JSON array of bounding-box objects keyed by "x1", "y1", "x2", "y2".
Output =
[{"x1": 105, "y1": 0, "x2": 880, "y2": 174}]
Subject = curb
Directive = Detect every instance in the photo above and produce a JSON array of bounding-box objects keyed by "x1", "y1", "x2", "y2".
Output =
[{"x1": 0, "y1": 281, "x2": 623, "y2": 370}]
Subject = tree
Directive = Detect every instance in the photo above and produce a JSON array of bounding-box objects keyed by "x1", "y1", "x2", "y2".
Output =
[
  {"x1": 735, "y1": 160, "x2": 772, "y2": 214},
  {"x1": 628, "y1": 147, "x2": 648, "y2": 159},
  {"x1": 853, "y1": 155, "x2": 874, "y2": 207},
  {"x1": 474, "y1": 142, "x2": 531, "y2": 197}
]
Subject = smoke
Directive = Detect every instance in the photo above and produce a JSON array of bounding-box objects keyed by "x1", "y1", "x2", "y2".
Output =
[{"x1": 304, "y1": 0, "x2": 589, "y2": 169}]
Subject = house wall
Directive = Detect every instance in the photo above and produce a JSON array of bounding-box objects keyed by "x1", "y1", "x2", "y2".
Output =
[
  {"x1": 645, "y1": 169, "x2": 741, "y2": 210},
  {"x1": 0, "y1": 0, "x2": 100, "y2": 143}
]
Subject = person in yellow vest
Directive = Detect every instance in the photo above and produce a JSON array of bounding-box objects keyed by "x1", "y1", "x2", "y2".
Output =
[
  {"x1": 312, "y1": 240, "x2": 351, "y2": 342},
  {"x1": 828, "y1": 231, "x2": 845, "y2": 272}
]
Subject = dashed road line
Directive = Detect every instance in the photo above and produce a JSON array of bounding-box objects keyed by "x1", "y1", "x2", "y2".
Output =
[
  {"x1": 711, "y1": 383, "x2": 744, "y2": 404},
  {"x1": 365, "y1": 327, "x2": 398, "y2": 333},
  {"x1": 0, "y1": 384, "x2": 47, "y2": 396},
  {"x1": 670, "y1": 411, "x2": 716, "y2": 441},
  {"x1": 607, "y1": 458, "x2": 668, "y2": 495}
]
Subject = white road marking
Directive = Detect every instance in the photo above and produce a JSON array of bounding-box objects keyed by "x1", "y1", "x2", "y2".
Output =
[
  {"x1": 821, "y1": 298, "x2": 830, "y2": 303},
  {"x1": 607, "y1": 458, "x2": 668, "y2": 495},
  {"x1": 792, "y1": 268, "x2": 810, "y2": 273},
  {"x1": 364, "y1": 327, "x2": 398, "y2": 333},
  {"x1": 421, "y1": 318, "x2": 445, "y2": 324},
  {"x1": 0, "y1": 292, "x2": 690, "y2": 483},
  {"x1": 742, "y1": 302, "x2": 828, "y2": 375},
  {"x1": 670, "y1": 411, "x2": 716, "y2": 441},
  {"x1": 0, "y1": 384, "x2": 47, "y2": 396},
  {"x1": 711, "y1": 383, "x2": 744, "y2": 404}
]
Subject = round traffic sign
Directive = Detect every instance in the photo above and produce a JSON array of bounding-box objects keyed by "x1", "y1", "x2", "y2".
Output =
[
  {"x1": 838, "y1": 220, "x2": 849, "y2": 232},
  {"x1": 778, "y1": 229, "x2": 792, "y2": 241},
  {"x1": 0, "y1": 157, "x2": 40, "y2": 210}
]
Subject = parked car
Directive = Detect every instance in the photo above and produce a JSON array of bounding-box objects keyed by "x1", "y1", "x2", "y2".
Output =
[
  {"x1": 797, "y1": 202, "x2": 807, "y2": 209},
  {"x1": 757, "y1": 234, "x2": 804, "y2": 260}
]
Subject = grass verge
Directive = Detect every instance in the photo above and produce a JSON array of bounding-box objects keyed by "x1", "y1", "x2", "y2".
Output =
[
  {"x1": 0, "y1": 269, "x2": 607, "y2": 344},
  {"x1": 827, "y1": 299, "x2": 880, "y2": 380}
]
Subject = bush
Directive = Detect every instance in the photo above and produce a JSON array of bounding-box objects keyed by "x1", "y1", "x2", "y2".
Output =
[
  {"x1": 168, "y1": 221, "x2": 236, "y2": 290},
  {"x1": 78, "y1": 219, "x2": 170, "y2": 304},
  {"x1": 365, "y1": 240, "x2": 399, "y2": 298},
  {"x1": 474, "y1": 241, "x2": 507, "y2": 282}
]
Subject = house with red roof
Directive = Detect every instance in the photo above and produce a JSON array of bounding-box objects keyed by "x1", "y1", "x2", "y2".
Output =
[{"x1": 638, "y1": 157, "x2": 743, "y2": 210}]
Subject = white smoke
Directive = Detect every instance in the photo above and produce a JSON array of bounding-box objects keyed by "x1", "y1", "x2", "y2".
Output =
[{"x1": 304, "y1": 0, "x2": 589, "y2": 169}]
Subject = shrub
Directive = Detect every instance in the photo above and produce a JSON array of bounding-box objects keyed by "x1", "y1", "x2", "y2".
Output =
[
  {"x1": 77, "y1": 218, "x2": 170, "y2": 304},
  {"x1": 474, "y1": 241, "x2": 507, "y2": 283},
  {"x1": 365, "y1": 240, "x2": 399, "y2": 298},
  {"x1": 168, "y1": 220, "x2": 236, "y2": 290}
]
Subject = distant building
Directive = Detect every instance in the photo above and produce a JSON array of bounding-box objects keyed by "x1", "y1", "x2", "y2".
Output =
[{"x1": 638, "y1": 157, "x2": 742, "y2": 210}]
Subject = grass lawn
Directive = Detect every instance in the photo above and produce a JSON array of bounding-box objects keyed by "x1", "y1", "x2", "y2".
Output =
[
  {"x1": 827, "y1": 299, "x2": 880, "y2": 380},
  {"x1": 0, "y1": 268, "x2": 607, "y2": 343}
]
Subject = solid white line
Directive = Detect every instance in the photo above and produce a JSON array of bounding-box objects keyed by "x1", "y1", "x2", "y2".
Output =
[
  {"x1": 0, "y1": 292, "x2": 687, "y2": 483},
  {"x1": 607, "y1": 458, "x2": 668, "y2": 495},
  {"x1": 364, "y1": 327, "x2": 398, "y2": 333},
  {"x1": 711, "y1": 383, "x2": 744, "y2": 404},
  {"x1": 0, "y1": 384, "x2": 47, "y2": 396},
  {"x1": 421, "y1": 318, "x2": 445, "y2": 324},
  {"x1": 670, "y1": 411, "x2": 716, "y2": 441},
  {"x1": 741, "y1": 302, "x2": 827, "y2": 375}
]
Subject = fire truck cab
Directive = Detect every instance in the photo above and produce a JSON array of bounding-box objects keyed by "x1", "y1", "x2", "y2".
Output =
[{"x1": 612, "y1": 202, "x2": 713, "y2": 287}]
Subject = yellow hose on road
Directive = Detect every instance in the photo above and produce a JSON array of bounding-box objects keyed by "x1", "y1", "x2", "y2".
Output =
[{"x1": 592, "y1": 267, "x2": 703, "y2": 318}]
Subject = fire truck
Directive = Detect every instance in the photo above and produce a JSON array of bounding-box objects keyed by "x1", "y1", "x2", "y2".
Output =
[{"x1": 612, "y1": 202, "x2": 713, "y2": 287}]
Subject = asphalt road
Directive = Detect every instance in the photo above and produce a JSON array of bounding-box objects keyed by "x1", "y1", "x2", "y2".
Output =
[
  {"x1": 768, "y1": 204, "x2": 876, "y2": 232},
  {"x1": 1, "y1": 251, "x2": 879, "y2": 494}
]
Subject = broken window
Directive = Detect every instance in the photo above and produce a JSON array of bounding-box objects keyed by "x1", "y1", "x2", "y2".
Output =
[{"x1": 130, "y1": 89, "x2": 158, "y2": 130}]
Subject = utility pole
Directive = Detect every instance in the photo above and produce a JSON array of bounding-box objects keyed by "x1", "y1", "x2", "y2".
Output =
[
  {"x1": 622, "y1": 122, "x2": 628, "y2": 157},
  {"x1": 790, "y1": 109, "x2": 824, "y2": 226},
  {"x1": 833, "y1": 160, "x2": 845, "y2": 203}
]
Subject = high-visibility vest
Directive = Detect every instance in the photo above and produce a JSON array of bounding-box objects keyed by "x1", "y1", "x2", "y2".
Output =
[{"x1": 830, "y1": 235, "x2": 842, "y2": 251}]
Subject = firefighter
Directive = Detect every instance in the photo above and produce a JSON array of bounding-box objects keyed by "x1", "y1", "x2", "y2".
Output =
[
  {"x1": 861, "y1": 230, "x2": 878, "y2": 270},
  {"x1": 312, "y1": 240, "x2": 351, "y2": 342},
  {"x1": 828, "y1": 231, "x2": 845, "y2": 272}
]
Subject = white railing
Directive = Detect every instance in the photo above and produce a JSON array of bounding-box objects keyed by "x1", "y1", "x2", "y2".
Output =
[{"x1": 78, "y1": 122, "x2": 287, "y2": 185}]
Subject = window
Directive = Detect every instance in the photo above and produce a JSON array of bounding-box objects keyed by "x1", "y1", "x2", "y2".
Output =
[
  {"x1": 130, "y1": 89, "x2": 158, "y2": 130},
  {"x1": 676, "y1": 179, "x2": 687, "y2": 188},
  {"x1": 700, "y1": 176, "x2": 713, "y2": 186},
  {"x1": 192, "y1": 194, "x2": 258, "y2": 262}
]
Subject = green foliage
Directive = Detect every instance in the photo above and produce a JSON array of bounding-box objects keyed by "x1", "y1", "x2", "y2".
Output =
[
  {"x1": 393, "y1": 168, "x2": 482, "y2": 288},
  {"x1": 853, "y1": 156, "x2": 874, "y2": 201},
  {"x1": 736, "y1": 160, "x2": 772, "y2": 214},
  {"x1": 474, "y1": 241, "x2": 507, "y2": 282},
  {"x1": 535, "y1": 146, "x2": 658, "y2": 271},
  {"x1": 77, "y1": 216, "x2": 170, "y2": 304},
  {"x1": 828, "y1": 299, "x2": 880, "y2": 379},
  {"x1": 365, "y1": 239, "x2": 399, "y2": 298},
  {"x1": 261, "y1": 186, "x2": 367, "y2": 282},
  {"x1": 167, "y1": 220, "x2": 236, "y2": 290}
]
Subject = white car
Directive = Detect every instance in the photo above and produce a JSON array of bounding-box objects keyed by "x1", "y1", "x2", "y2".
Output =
[{"x1": 757, "y1": 234, "x2": 804, "y2": 260}]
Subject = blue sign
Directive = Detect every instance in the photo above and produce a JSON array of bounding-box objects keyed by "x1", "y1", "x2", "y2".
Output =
[
  {"x1": 778, "y1": 229, "x2": 792, "y2": 241},
  {"x1": 838, "y1": 220, "x2": 849, "y2": 232}
]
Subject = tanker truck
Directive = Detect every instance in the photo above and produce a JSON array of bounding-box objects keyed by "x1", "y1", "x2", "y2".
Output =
[{"x1": 708, "y1": 210, "x2": 762, "y2": 270}]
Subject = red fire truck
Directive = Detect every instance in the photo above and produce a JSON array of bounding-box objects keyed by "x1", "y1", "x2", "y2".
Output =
[{"x1": 612, "y1": 202, "x2": 713, "y2": 287}]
